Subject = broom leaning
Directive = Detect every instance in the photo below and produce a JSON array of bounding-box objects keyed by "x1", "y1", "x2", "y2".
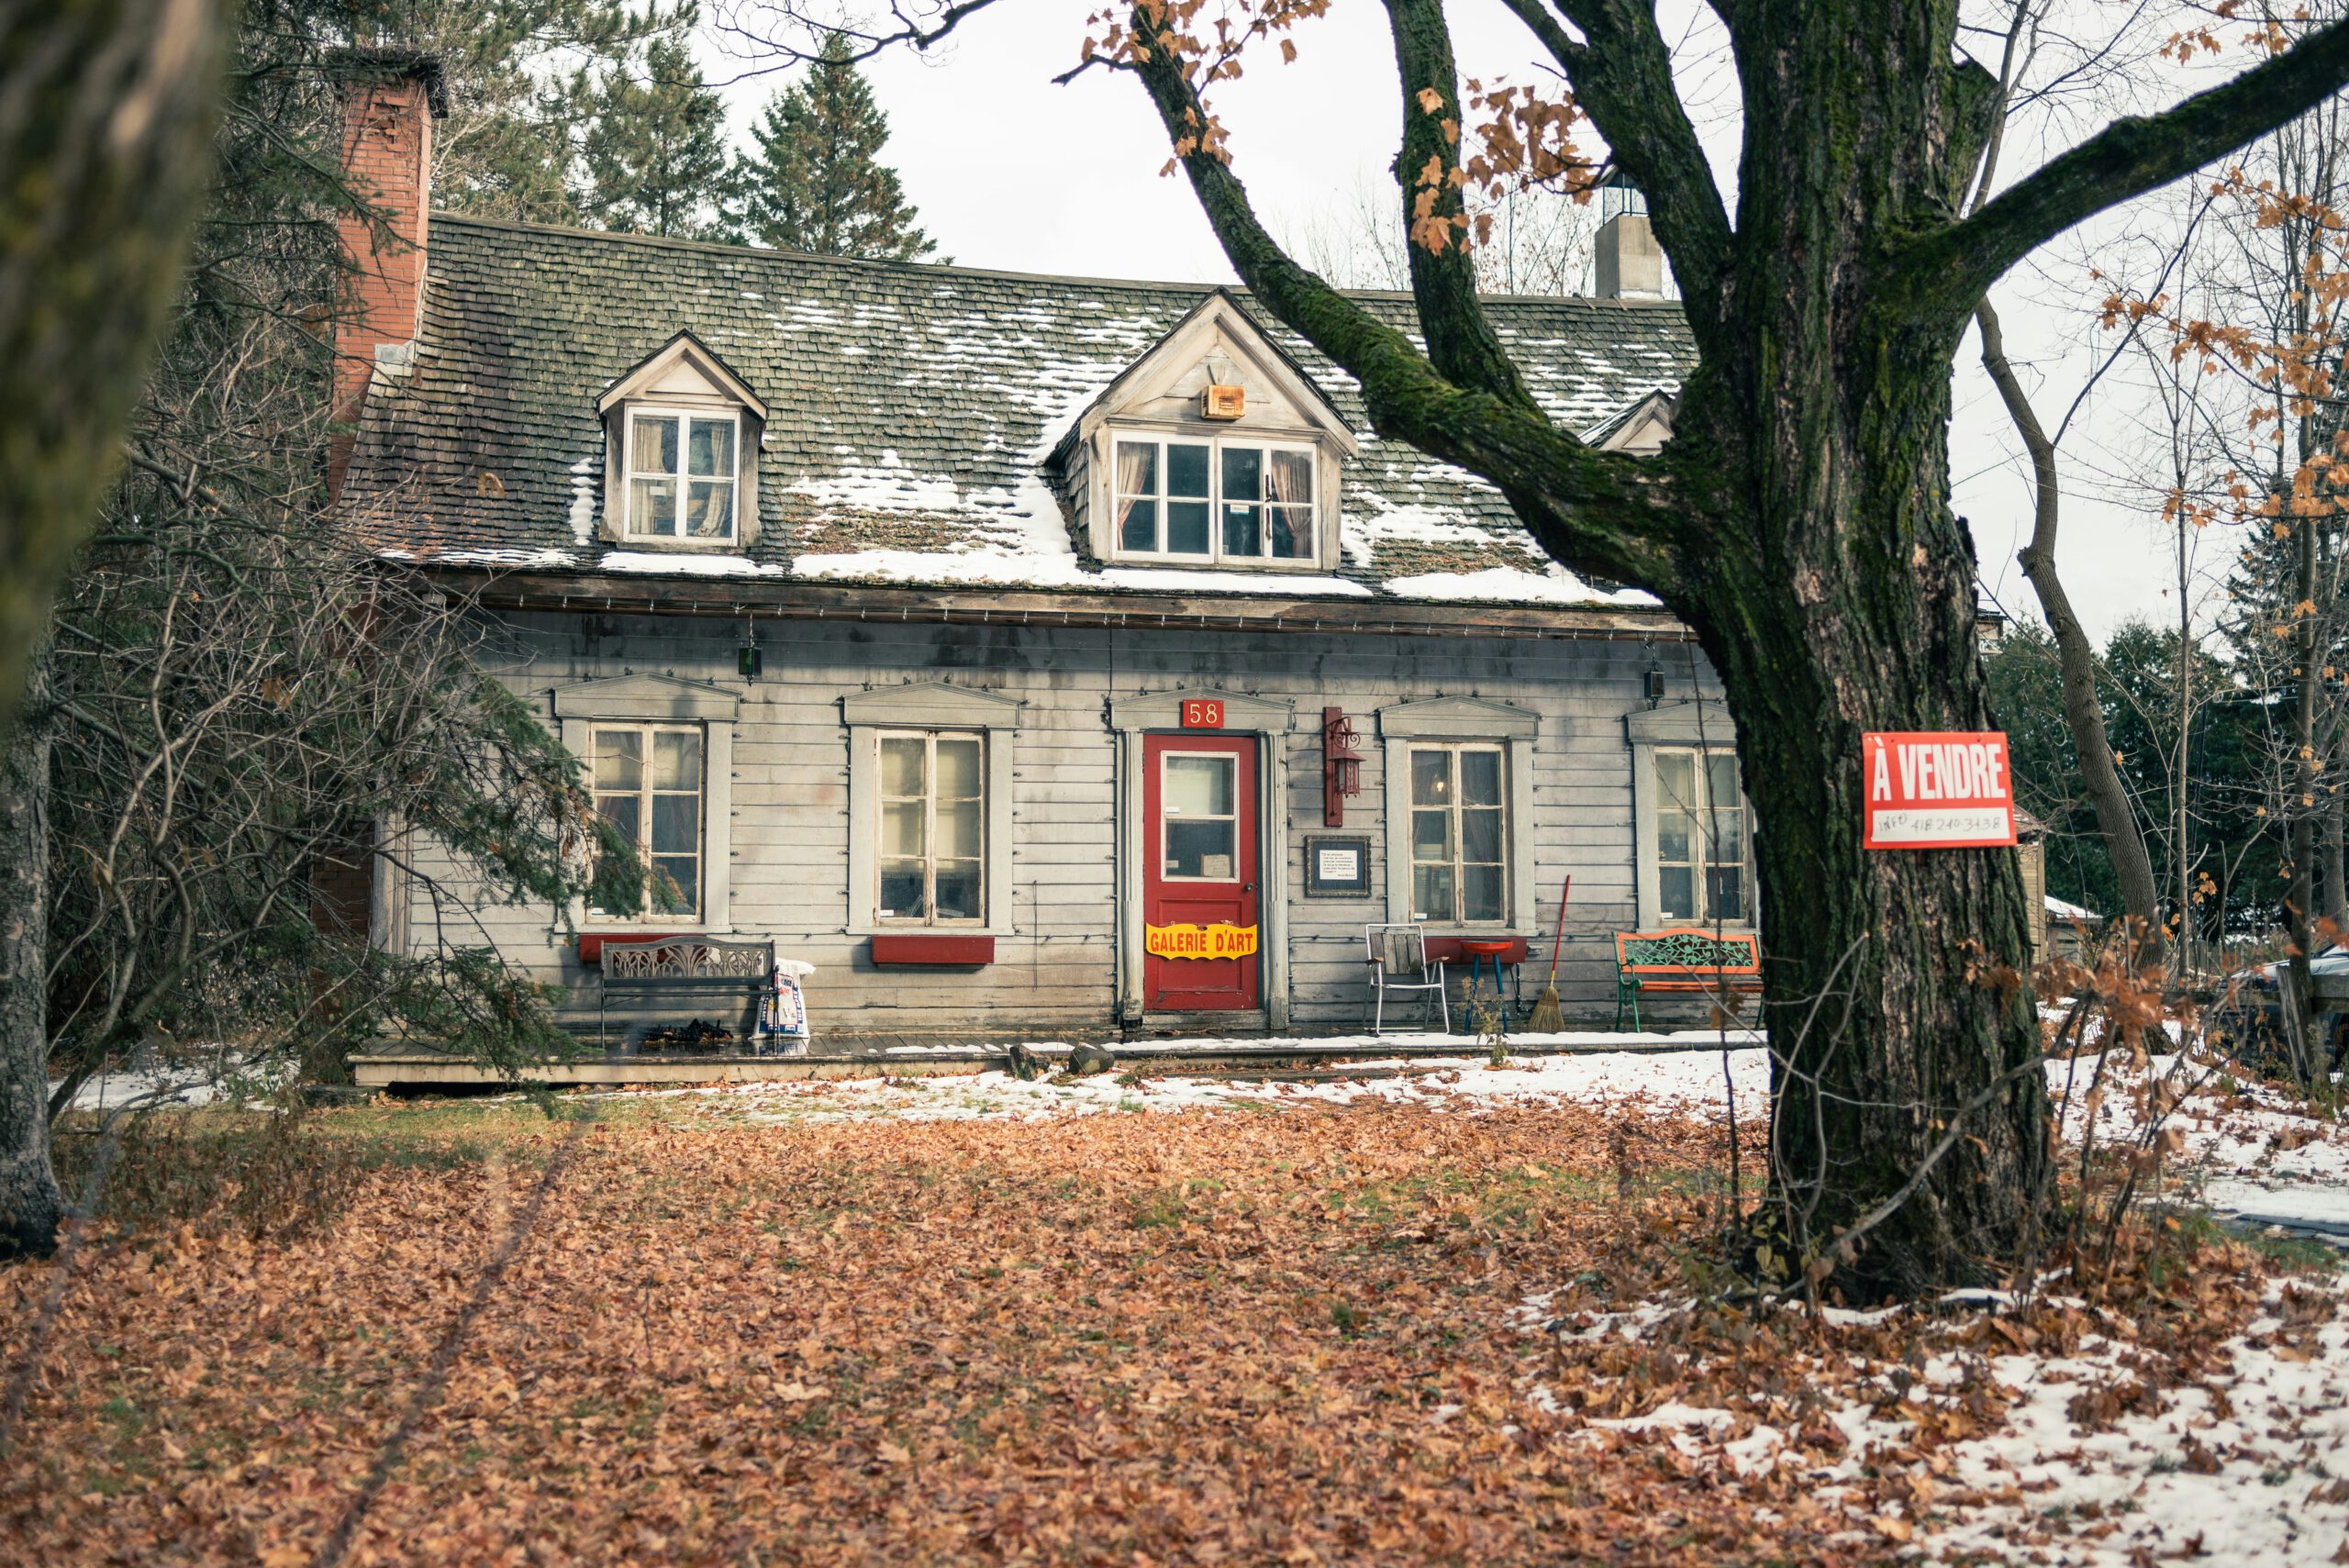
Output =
[{"x1": 1526, "y1": 873, "x2": 1571, "y2": 1033}]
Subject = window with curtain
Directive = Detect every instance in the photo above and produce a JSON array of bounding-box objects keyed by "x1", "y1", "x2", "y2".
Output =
[
  {"x1": 1111, "y1": 434, "x2": 1316, "y2": 563},
  {"x1": 876, "y1": 731, "x2": 985, "y2": 924},
  {"x1": 589, "y1": 724, "x2": 704, "y2": 920},
  {"x1": 626, "y1": 409, "x2": 737, "y2": 541},
  {"x1": 1408, "y1": 743, "x2": 1507, "y2": 925},
  {"x1": 1654, "y1": 750, "x2": 1749, "y2": 924}
]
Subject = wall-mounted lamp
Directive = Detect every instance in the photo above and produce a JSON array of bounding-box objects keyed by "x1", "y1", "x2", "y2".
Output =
[
  {"x1": 738, "y1": 617, "x2": 763, "y2": 682},
  {"x1": 1643, "y1": 662, "x2": 1666, "y2": 708}
]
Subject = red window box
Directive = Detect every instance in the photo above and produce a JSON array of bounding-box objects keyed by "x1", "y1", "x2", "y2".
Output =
[{"x1": 870, "y1": 934, "x2": 996, "y2": 967}]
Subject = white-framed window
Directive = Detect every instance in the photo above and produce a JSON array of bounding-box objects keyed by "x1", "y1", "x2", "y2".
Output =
[
  {"x1": 1111, "y1": 434, "x2": 1316, "y2": 563},
  {"x1": 875, "y1": 730, "x2": 985, "y2": 924},
  {"x1": 1407, "y1": 742, "x2": 1508, "y2": 926},
  {"x1": 624, "y1": 408, "x2": 738, "y2": 541},
  {"x1": 589, "y1": 723, "x2": 705, "y2": 921},
  {"x1": 1654, "y1": 749, "x2": 1749, "y2": 925}
]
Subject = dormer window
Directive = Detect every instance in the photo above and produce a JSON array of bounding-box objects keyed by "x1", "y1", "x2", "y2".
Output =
[
  {"x1": 1051, "y1": 292, "x2": 1358, "y2": 577},
  {"x1": 597, "y1": 331, "x2": 767, "y2": 551},
  {"x1": 1114, "y1": 437, "x2": 1316, "y2": 562},
  {"x1": 626, "y1": 409, "x2": 738, "y2": 541}
]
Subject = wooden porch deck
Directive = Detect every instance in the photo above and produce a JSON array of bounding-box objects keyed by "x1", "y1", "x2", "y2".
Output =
[{"x1": 346, "y1": 1017, "x2": 1705, "y2": 1090}]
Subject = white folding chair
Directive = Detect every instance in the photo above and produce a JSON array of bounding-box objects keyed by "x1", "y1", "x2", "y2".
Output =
[{"x1": 1366, "y1": 924, "x2": 1449, "y2": 1036}]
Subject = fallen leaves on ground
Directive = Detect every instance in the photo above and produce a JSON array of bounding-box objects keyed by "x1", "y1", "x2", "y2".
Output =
[{"x1": 4, "y1": 1096, "x2": 1815, "y2": 1566}]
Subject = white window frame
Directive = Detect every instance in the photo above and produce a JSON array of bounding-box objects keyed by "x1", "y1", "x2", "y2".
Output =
[
  {"x1": 622, "y1": 406, "x2": 740, "y2": 543},
  {"x1": 586, "y1": 721, "x2": 707, "y2": 924},
  {"x1": 1404, "y1": 741, "x2": 1510, "y2": 928},
  {"x1": 874, "y1": 728, "x2": 988, "y2": 927},
  {"x1": 1106, "y1": 430, "x2": 1320, "y2": 566},
  {"x1": 1375, "y1": 696, "x2": 1539, "y2": 936},
  {"x1": 843, "y1": 683, "x2": 1022, "y2": 938},
  {"x1": 1651, "y1": 746, "x2": 1752, "y2": 928},
  {"x1": 1157, "y1": 749, "x2": 1243, "y2": 884}
]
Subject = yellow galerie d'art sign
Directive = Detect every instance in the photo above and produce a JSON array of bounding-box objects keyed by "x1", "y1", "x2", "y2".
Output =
[{"x1": 1145, "y1": 922, "x2": 1260, "y2": 960}]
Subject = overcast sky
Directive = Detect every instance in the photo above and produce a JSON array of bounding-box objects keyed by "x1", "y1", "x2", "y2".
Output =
[{"x1": 698, "y1": 1, "x2": 2261, "y2": 643}]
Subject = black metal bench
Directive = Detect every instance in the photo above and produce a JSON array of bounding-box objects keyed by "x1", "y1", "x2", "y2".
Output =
[{"x1": 596, "y1": 936, "x2": 772, "y2": 1050}]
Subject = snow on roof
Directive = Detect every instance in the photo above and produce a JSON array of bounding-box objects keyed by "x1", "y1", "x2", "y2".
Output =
[
  {"x1": 343, "y1": 216, "x2": 1695, "y2": 614},
  {"x1": 2045, "y1": 894, "x2": 2103, "y2": 923}
]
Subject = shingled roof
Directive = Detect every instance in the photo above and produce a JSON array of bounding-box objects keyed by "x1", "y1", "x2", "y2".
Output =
[{"x1": 341, "y1": 216, "x2": 1694, "y2": 608}]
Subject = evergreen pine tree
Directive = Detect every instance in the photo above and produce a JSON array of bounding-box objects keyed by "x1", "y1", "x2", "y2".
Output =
[
  {"x1": 580, "y1": 28, "x2": 729, "y2": 238},
  {"x1": 729, "y1": 33, "x2": 937, "y2": 261}
]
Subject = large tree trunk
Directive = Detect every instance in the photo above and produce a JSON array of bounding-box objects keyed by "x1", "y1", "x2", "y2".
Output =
[
  {"x1": 1974, "y1": 301, "x2": 2165, "y2": 967},
  {"x1": 0, "y1": 0, "x2": 221, "y2": 739},
  {"x1": 0, "y1": 705, "x2": 57, "y2": 1259},
  {"x1": 1676, "y1": 329, "x2": 2049, "y2": 1299}
]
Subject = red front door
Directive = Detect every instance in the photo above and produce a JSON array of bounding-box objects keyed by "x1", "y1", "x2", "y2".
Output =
[{"x1": 1142, "y1": 734, "x2": 1262, "y2": 1011}]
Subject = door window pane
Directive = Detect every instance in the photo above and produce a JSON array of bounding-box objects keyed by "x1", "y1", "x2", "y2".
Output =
[
  {"x1": 1165, "y1": 755, "x2": 1234, "y2": 816},
  {"x1": 1164, "y1": 819, "x2": 1237, "y2": 879}
]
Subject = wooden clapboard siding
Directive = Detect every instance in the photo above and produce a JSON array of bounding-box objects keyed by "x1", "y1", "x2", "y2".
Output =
[{"x1": 394, "y1": 607, "x2": 1731, "y2": 1035}]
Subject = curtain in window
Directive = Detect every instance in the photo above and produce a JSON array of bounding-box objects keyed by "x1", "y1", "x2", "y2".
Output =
[
  {"x1": 1266, "y1": 450, "x2": 1313, "y2": 559},
  {"x1": 1115, "y1": 443, "x2": 1157, "y2": 551}
]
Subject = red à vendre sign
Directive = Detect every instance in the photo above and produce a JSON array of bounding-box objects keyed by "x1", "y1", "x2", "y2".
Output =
[{"x1": 1863, "y1": 731, "x2": 2018, "y2": 850}]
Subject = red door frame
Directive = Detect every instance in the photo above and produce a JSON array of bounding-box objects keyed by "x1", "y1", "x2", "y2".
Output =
[{"x1": 1141, "y1": 733, "x2": 1262, "y2": 1011}]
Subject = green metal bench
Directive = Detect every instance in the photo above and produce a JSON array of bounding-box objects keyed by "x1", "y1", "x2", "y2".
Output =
[{"x1": 1613, "y1": 929, "x2": 1764, "y2": 1031}]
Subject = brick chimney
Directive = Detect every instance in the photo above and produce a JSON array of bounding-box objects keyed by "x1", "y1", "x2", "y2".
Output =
[{"x1": 328, "y1": 49, "x2": 447, "y2": 494}]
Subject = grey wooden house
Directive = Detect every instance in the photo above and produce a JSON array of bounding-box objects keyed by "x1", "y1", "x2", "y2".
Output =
[{"x1": 331, "y1": 60, "x2": 1746, "y2": 1050}]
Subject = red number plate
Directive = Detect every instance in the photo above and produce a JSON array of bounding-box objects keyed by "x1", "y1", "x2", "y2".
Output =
[{"x1": 1180, "y1": 698, "x2": 1224, "y2": 728}]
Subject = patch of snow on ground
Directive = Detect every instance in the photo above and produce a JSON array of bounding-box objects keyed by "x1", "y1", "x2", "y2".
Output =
[{"x1": 623, "y1": 1036, "x2": 1770, "y2": 1127}]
